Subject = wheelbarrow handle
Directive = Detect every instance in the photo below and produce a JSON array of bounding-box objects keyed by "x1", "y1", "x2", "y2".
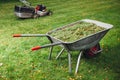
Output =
[
  {"x1": 31, "y1": 46, "x2": 41, "y2": 51},
  {"x1": 13, "y1": 34, "x2": 48, "y2": 37},
  {"x1": 31, "y1": 42, "x2": 62, "y2": 51}
]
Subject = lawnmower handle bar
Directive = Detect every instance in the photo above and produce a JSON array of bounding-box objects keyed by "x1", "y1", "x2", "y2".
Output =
[
  {"x1": 13, "y1": 34, "x2": 48, "y2": 37},
  {"x1": 31, "y1": 42, "x2": 62, "y2": 51},
  {"x1": 19, "y1": 0, "x2": 31, "y2": 7}
]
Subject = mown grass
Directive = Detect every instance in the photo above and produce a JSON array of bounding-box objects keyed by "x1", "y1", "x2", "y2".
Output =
[{"x1": 0, "y1": 0, "x2": 120, "y2": 80}]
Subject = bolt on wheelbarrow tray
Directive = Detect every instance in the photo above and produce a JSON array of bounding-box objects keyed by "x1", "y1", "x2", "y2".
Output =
[{"x1": 13, "y1": 19, "x2": 113, "y2": 74}]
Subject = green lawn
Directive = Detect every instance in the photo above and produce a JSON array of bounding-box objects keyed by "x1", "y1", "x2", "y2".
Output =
[{"x1": 0, "y1": 0, "x2": 120, "y2": 80}]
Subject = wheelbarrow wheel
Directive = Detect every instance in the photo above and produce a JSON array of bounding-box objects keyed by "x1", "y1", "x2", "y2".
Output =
[{"x1": 83, "y1": 43, "x2": 101, "y2": 58}]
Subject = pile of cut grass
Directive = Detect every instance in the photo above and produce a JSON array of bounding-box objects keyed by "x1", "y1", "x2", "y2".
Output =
[{"x1": 50, "y1": 22, "x2": 105, "y2": 42}]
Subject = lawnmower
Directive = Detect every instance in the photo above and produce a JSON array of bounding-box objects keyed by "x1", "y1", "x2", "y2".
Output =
[{"x1": 14, "y1": 0, "x2": 52, "y2": 18}]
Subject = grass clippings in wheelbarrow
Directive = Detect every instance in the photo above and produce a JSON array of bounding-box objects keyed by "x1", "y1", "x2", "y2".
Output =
[{"x1": 50, "y1": 22, "x2": 105, "y2": 42}]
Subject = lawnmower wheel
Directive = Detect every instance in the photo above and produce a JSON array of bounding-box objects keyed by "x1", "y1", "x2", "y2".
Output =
[
  {"x1": 33, "y1": 14, "x2": 39, "y2": 19},
  {"x1": 47, "y1": 10, "x2": 52, "y2": 16}
]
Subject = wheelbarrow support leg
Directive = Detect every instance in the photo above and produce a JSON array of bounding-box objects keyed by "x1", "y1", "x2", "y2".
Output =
[
  {"x1": 75, "y1": 51, "x2": 83, "y2": 74},
  {"x1": 67, "y1": 50, "x2": 72, "y2": 73},
  {"x1": 47, "y1": 36, "x2": 53, "y2": 60},
  {"x1": 56, "y1": 48, "x2": 65, "y2": 59},
  {"x1": 48, "y1": 46, "x2": 53, "y2": 60}
]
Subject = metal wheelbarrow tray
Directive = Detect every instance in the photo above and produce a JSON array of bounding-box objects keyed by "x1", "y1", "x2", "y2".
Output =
[{"x1": 13, "y1": 19, "x2": 113, "y2": 74}]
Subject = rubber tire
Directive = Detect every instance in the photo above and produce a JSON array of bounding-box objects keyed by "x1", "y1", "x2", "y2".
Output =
[
  {"x1": 47, "y1": 10, "x2": 52, "y2": 16},
  {"x1": 83, "y1": 43, "x2": 101, "y2": 59},
  {"x1": 33, "y1": 14, "x2": 39, "y2": 19}
]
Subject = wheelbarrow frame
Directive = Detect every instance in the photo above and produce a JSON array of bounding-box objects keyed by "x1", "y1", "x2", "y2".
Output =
[
  {"x1": 13, "y1": 19, "x2": 113, "y2": 74},
  {"x1": 47, "y1": 19, "x2": 112, "y2": 73}
]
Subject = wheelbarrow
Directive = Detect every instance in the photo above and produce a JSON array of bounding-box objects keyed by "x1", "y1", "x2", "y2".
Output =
[
  {"x1": 13, "y1": 19, "x2": 113, "y2": 74},
  {"x1": 14, "y1": 0, "x2": 52, "y2": 18}
]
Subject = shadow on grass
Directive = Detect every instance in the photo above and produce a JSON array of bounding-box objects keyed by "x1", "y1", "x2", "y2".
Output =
[
  {"x1": 82, "y1": 44, "x2": 120, "y2": 79},
  {"x1": 57, "y1": 43, "x2": 120, "y2": 79}
]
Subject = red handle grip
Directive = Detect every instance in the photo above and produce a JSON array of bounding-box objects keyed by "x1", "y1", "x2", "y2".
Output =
[
  {"x1": 13, "y1": 34, "x2": 21, "y2": 37},
  {"x1": 31, "y1": 46, "x2": 41, "y2": 51}
]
